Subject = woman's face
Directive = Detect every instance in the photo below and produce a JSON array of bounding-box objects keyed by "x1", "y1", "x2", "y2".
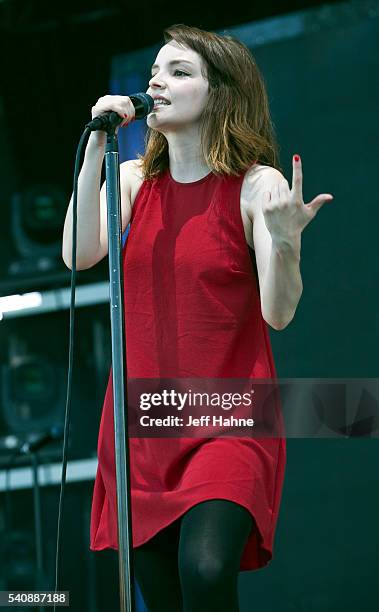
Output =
[{"x1": 146, "y1": 41, "x2": 210, "y2": 134}]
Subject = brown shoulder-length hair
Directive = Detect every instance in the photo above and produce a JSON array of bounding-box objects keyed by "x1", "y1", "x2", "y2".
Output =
[{"x1": 137, "y1": 23, "x2": 282, "y2": 180}]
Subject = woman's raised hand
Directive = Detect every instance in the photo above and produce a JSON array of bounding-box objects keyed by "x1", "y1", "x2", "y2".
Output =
[{"x1": 262, "y1": 154, "x2": 334, "y2": 248}]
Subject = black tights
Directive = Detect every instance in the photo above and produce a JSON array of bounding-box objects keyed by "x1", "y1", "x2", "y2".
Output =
[{"x1": 133, "y1": 499, "x2": 254, "y2": 612}]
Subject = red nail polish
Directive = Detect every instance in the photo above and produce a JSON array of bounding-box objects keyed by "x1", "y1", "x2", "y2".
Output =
[{"x1": 294, "y1": 154, "x2": 300, "y2": 162}]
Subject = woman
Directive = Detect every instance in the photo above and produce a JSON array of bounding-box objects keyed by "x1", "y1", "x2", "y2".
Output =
[{"x1": 62, "y1": 23, "x2": 333, "y2": 612}]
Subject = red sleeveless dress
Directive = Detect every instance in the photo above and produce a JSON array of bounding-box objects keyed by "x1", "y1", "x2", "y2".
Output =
[{"x1": 90, "y1": 166, "x2": 287, "y2": 571}]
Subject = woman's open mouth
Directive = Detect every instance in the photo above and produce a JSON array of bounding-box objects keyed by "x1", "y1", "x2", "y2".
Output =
[{"x1": 153, "y1": 100, "x2": 171, "y2": 110}]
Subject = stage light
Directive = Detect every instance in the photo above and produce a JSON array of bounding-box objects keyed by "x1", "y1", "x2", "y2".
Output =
[
  {"x1": 1, "y1": 355, "x2": 64, "y2": 434},
  {"x1": 9, "y1": 184, "x2": 67, "y2": 275}
]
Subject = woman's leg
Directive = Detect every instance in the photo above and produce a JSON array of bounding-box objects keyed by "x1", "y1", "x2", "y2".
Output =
[
  {"x1": 178, "y1": 499, "x2": 254, "y2": 612},
  {"x1": 133, "y1": 517, "x2": 183, "y2": 612}
]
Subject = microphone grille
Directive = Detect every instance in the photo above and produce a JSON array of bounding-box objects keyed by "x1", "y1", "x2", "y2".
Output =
[{"x1": 129, "y1": 93, "x2": 154, "y2": 119}]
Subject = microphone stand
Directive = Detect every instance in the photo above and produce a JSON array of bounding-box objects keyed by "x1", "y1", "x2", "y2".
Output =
[{"x1": 104, "y1": 124, "x2": 135, "y2": 612}]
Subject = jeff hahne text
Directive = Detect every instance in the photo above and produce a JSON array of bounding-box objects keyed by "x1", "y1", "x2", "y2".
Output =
[{"x1": 137, "y1": 388, "x2": 256, "y2": 428}]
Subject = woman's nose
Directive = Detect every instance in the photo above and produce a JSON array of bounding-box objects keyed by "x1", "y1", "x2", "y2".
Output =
[{"x1": 149, "y1": 74, "x2": 165, "y2": 88}]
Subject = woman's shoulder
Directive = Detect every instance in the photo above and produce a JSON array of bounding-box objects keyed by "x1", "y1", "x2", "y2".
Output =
[
  {"x1": 241, "y1": 163, "x2": 286, "y2": 220},
  {"x1": 241, "y1": 163, "x2": 285, "y2": 197},
  {"x1": 120, "y1": 158, "x2": 145, "y2": 209},
  {"x1": 243, "y1": 162, "x2": 284, "y2": 182}
]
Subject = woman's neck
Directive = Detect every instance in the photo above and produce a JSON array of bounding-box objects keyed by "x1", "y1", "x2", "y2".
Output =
[
  {"x1": 168, "y1": 162, "x2": 211, "y2": 183},
  {"x1": 165, "y1": 131, "x2": 210, "y2": 183}
]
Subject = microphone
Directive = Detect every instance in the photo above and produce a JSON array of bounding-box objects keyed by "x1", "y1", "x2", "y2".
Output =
[{"x1": 86, "y1": 92, "x2": 154, "y2": 131}]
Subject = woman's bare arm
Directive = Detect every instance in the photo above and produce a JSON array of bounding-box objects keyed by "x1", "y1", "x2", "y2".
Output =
[
  {"x1": 62, "y1": 95, "x2": 136, "y2": 270},
  {"x1": 62, "y1": 132, "x2": 105, "y2": 270}
]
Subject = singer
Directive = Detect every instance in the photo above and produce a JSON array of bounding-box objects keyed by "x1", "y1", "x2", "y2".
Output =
[{"x1": 62, "y1": 23, "x2": 333, "y2": 612}]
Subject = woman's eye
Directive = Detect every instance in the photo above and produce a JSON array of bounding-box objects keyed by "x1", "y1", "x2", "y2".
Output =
[{"x1": 150, "y1": 69, "x2": 189, "y2": 79}]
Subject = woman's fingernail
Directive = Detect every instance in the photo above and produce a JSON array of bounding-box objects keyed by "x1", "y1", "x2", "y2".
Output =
[{"x1": 294, "y1": 154, "x2": 300, "y2": 162}]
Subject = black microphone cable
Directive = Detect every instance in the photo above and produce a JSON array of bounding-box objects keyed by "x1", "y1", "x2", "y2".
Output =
[
  {"x1": 52, "y1": 124, "x2": 89, "y2": 611},
  {"x1": 52, "y1": 92, "x2": 153, "y2": 611}
]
